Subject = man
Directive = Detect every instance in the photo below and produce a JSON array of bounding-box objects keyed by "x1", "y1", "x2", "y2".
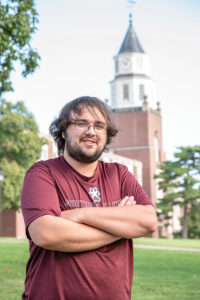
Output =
[{"x1": 21, "y1": 96, "x2": 157, "y2": 300}]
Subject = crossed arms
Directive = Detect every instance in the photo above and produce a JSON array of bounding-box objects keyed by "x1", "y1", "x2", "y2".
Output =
[{"x1": 28, "y1": 196, "x2": 157, "y2": 252}]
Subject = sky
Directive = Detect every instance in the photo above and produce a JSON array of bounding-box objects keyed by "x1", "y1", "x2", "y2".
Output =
[{"x1": 7, "y1": 0, "x2": 200, "y2": 160}]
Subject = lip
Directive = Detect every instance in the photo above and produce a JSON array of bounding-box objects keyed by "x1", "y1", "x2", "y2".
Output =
[{"x1": 81, "y1": 138, "x2": 97, "y2": 145}]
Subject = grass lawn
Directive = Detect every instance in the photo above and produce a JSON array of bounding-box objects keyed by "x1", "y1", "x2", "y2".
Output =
[
  {"x1": 132, "y1": 248, "x2": 200, "y2": 300},
  {"x1": 0, "y1": 238, "x2": 200, "y2": 299},
  {"x1": 133, "y1": 237, "x2": 200, "y2": 249},
  {"x1": 0, "y1": 240, "x2": 29, "y2": 300}
]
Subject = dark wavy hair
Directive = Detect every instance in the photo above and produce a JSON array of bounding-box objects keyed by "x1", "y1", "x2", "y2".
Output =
[{"x1": 49, "y1": 96, "x2": 118, "y2": 155}]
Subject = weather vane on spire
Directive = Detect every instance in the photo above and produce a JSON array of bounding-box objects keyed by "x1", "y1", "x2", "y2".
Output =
[{"x1": 127, "y1": 0, "x2": 136, "y2": 24}]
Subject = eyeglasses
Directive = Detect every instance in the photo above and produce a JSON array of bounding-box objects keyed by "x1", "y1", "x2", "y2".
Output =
[{"x1": 68, "y1": 120, "x2": 107, "y2": 134}]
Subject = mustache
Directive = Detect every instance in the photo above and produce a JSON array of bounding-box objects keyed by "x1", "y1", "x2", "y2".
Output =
[{"x1": 80, "y1": 135, "x2": 97, "y2": 143}]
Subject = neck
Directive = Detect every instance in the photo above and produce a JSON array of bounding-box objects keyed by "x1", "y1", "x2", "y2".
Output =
[{"x1": 63, "y1": 151, "x2": 98, "y2": 177}]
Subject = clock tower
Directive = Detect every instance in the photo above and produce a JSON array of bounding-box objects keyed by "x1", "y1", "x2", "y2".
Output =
[
  {"x1": 110, "y1": 15, "x2": 157, "y2": 109},
  {"x1": 110, "y1": 15, "x2": 165, "y2": 205}
]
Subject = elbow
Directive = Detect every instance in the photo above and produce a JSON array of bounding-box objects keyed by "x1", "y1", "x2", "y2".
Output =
[
  {"x1": 28, "y1": 215, "x2": 59, "y2": 249},
  {"x1": 125, "y1": 216, "x2": 158, "y2": 239},
  {"x1": 125, "y1": 208, "x2": 158, "y2": 239},
  {"x1": 36, "y1": 231, "x2": 57, "y2": 249},
  {"x1": 135, "y1": 210, "x2": 158, "y2": 237},
  {"x1": 29, "y1": 228, "x2": 52, "y2": 249},
  {"x1": 35, "y1": 235, "x2": 50, "y2": 249},
  {"x1": 146, "y1": 213, "x2": 158, "y2": 234},
  {"x1": 30, "y1": 234, "x2": 44, "y2": 248}
]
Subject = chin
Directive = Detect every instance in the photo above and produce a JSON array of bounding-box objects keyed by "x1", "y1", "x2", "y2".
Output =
[{"x1": 79, "y1": 149, "x2": 103, "y2": 163}]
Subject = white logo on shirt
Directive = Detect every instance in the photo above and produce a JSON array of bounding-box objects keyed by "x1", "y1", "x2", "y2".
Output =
[{"x1": 88, "y1": 187, "x2": 101, "y2": 203}]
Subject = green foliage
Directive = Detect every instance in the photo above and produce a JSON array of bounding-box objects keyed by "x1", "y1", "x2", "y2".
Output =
[
  {"x1": 0, "y1": 0, "x2": 40, "y2": 96},
  {"x1": 0, "y1": 159, "x2": 25, "y2": 210},
  {"x1": 0, "y1": 99, "x2": 45, "y2": 210},
  {"x1": 0, "y1": 1, "x2": 42, "y2": 211},
  {"x1": 187, "y1": 201, "x2": 200, "y2": 238},
  {"x1": 155, "y1": 146, "x2": 200, "y2": 238}
]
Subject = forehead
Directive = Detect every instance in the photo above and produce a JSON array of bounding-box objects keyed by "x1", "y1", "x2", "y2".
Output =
[{"x1": 70, "y1": 106, "x2": 107, "y2": 123}]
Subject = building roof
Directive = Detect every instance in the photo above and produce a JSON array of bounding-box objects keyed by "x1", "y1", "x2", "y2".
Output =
[{"x1": 118, "y1": 19, "x2": 145, "y2": 54}]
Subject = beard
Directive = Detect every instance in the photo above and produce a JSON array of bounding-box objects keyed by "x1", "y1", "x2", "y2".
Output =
[{"x1": 64, "y1": 133, "x2": 106, "y2": 163}]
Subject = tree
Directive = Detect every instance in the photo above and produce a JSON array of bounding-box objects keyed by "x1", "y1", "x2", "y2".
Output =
[
  {"x1": 155, "y1": 146, "x2": 200, "y2": 239},
  {"x1": 0, "y1": 1, "x2": 43, "y2": 211},
  {"x1": 0, "y1": 0, "x2": 40, "y2": 96},
  {"x1": 0, "y1": 159, "x2": 25, "y2": 210},
  {"x1": 0, "y1": 99, "x2": 45, "y2": 210},
  {"x1": 187, "y1": 200, "x2": 200, "y2": 239}
]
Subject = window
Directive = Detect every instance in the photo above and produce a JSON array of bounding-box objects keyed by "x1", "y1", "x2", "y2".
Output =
[
  {"x1": 123, "y1": 84, "x2": 129, "y2": 101},
  {"x1": 154, "y1": 135, "x2": 159, "y2": 162},
  {"x1": 139, "y1": 84, "x2": 145, "y2": 101},
  {"x1": 115, "y1": 60, "x2": 118, "y2": 73}
]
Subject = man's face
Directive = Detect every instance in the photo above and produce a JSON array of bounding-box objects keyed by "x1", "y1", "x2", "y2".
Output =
[{"x1": 64, "y1": 106, "x2": 107, "y2": 163}]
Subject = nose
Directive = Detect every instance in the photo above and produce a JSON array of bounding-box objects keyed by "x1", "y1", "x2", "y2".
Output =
[{"x1": 85, "y1": 124, "x2": 96, "y2": 134}]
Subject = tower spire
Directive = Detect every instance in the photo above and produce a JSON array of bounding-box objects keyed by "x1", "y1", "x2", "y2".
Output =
[
  {"x1": 129, "y1": 13, "x2": 132, "y2": 25},
  {"x1": 118, "y1": 1, "x2": 144, "y2": 54},
  {"x1": 127, "y1": 0, "x2": 136, "y2": 25}
]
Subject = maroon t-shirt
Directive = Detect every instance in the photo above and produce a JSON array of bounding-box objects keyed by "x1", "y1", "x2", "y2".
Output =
[{"x1": 21, "y1": 156, "x2": 153, "y2": 300}]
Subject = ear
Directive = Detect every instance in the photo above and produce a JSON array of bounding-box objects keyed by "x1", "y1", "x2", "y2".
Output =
[{"x1": 62, "y1": 131, "x2": 65, "y2": 139}]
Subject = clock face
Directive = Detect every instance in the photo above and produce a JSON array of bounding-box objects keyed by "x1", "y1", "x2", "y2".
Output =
[{"x1": 121, "y1": 57, "x2": 131, "y2": 70}]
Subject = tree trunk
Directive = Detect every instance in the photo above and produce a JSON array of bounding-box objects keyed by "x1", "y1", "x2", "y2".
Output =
[{"x1": 182, "y1": 204, "x2": 188, "y2": 239}]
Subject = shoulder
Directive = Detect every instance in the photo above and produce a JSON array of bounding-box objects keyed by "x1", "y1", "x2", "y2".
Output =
[
  {"x1": 99, "y1": 160, "x2": 138, "y2": 185},
  {"x1": 99, "y1": 160, "x2": 129, "y2": 177},
  {"x1": 25, "y1": 156, "x2": 63, "y2": 177}
]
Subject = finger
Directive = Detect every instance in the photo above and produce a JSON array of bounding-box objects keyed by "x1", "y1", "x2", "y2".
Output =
[
  {"x1": 126, "y1": 201, "x2": 132, "y2": 205},
  {"x1": 126, "y1": 201, "x2": 136, "y2": 205},
  {"x1": 126, "y1": 200, "x2": 134, "y2": 205},
  {"x1": 124, "y1": 196, "x2": 136, "y2": 206},
  {"x1": 118, "y1": 196, "x2": 128, "y2": 206},
  {"x1": 125, "y1": 196, "x2": 135, "y2": 205}
]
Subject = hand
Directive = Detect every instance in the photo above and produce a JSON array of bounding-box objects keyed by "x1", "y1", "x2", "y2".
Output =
[{"x1": 118, "y1": 196, "x2": 136, "y2": 207}]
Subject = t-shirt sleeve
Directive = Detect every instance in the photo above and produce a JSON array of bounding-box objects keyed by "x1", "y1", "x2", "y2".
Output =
[
  {"x1": 21, "y1": 161, "x2": 61, "y2": 239},
  {"x1": 120, "y1": 165, "x2": 154, "y2": 207}
]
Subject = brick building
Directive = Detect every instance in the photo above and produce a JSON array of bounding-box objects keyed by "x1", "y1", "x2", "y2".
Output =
[{"x1": 109, "y1": 15, "x2": 165, "y2": 205}]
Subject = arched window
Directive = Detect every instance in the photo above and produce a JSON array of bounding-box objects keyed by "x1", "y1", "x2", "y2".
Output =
[
  {"x1": 115, "y1": 60, "x2": 119, "y2": 73},
  {"x1": 123, "y1": 84, "x2": 129, "y2": 101},
  {"x1": 139, "y1": 84, "x2": 145, "y2": 101},
  {"x1": 154, "y1": 133, "x2": 159, "y2": 162}
]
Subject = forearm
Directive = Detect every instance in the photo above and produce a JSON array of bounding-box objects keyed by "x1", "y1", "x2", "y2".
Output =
[
  {"x1": 74, "y1": 205, "x2": 157, "y2": 239},
  {"x1": 28, "y1": 215, "x2": 120, "y2": 252}
]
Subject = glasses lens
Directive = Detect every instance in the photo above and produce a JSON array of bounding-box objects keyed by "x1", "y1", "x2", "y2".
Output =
[
  {"x1": 75, "y1": 121, "x2": 87, "y2": 131},
  {"x1": 94, "y1": 125, "x2": 106, "y2": 134},
  {"x1": 73, "y1": 121, "x2": 106, "y2": 134}
]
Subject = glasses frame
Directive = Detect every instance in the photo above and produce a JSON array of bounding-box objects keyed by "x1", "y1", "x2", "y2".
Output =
[{"x1": 68, "y1": 120, "x2": 107, "y2": 134}]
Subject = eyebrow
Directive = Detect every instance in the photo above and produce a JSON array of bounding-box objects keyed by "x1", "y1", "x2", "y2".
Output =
[{"x1": 72, "y1": 118, "x2": 107, "y2": 125}]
